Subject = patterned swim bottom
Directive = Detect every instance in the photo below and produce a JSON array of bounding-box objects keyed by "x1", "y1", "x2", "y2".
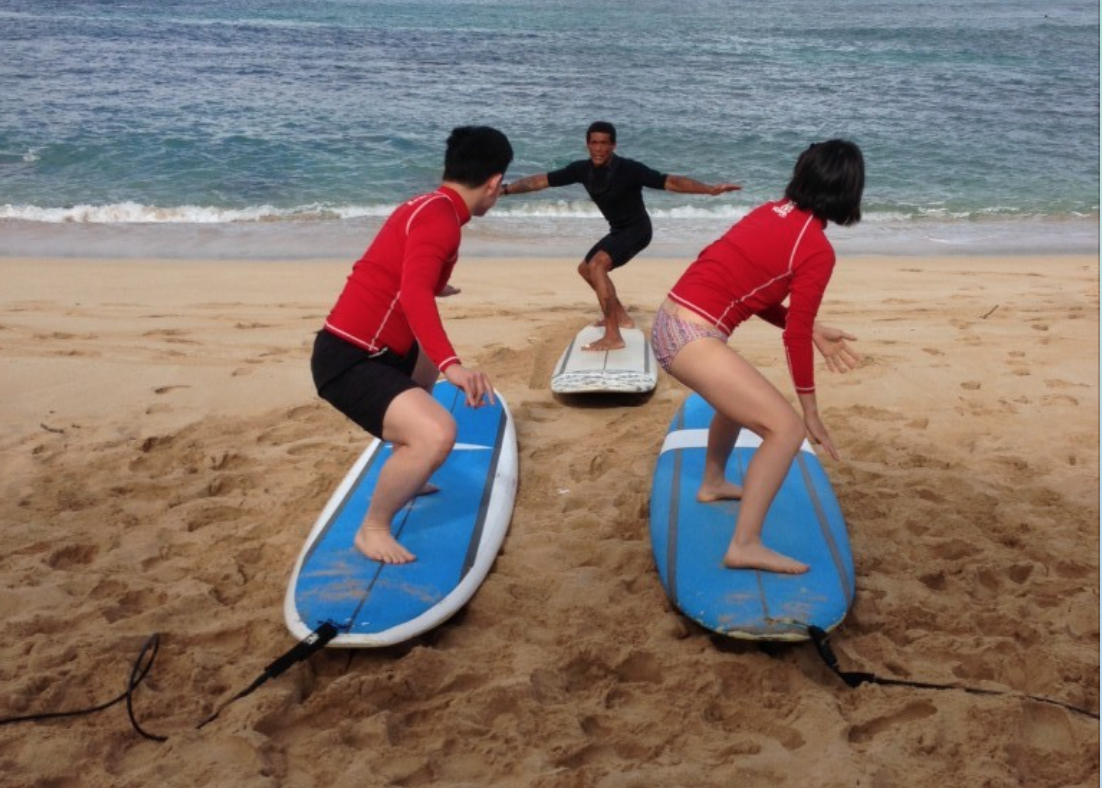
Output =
[{"x1": 651, "y1": 308, "x2": 728, "y2": 372}]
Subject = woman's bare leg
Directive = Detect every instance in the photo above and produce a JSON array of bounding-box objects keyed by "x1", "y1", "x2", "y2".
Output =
[{"x1": 669, "y1": 337, "x2": 809, "y2": 574}]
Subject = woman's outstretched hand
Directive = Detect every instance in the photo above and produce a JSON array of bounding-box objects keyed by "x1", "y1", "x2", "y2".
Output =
[{"x1": 813, "y1": 323, "x2": 862, "y2": 374}]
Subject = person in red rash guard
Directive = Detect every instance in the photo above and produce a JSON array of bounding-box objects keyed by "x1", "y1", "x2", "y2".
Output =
[
  {"x1": 651, "y1": 140, "x2": 866, "y2": 575},
  {"x1": 311, "y1": 126, "x2": 513, "y2": 564}
]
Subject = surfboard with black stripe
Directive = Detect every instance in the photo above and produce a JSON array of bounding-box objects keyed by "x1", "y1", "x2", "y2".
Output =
[
  {"x1": 649, "y1": 393, "x2": 855, "y2": 640},
  {"x1": 284, "y1": 381, "x2": 517, "y2": 647}
]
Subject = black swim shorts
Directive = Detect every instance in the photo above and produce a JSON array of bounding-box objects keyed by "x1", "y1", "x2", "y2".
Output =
[
  {"x1": 310, "y1": 329, "x2": 420, "y2": 438},
  {"x1": 584, "y1": 219, "x2": 654, "y2": 269}
]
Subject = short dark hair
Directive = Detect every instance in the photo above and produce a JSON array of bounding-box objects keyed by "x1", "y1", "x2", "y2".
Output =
[
  {"x1": 443, "y1": 126, "x2": 513, "y2": 187},
  {"x1": 586, "y1": 121, "x2": 617, "y2": 144},
  {"x1": 784, "y1": 140, "x2": 864, "y2": 226}
]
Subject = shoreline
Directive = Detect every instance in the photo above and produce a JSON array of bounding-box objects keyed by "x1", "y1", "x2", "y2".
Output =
[{"x1": 1, "y1": 213, "x2": 1098, "y2": 261}]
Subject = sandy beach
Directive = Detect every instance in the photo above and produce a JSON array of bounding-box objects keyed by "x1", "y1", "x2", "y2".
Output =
[{"x1": 0, "y1": 252, "x2": 1097, "y2": 787}]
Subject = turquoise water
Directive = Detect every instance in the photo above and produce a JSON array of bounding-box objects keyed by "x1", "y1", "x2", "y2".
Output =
[{"x1": 1, "y1": 0, "x2": 1097, "y2": 257}]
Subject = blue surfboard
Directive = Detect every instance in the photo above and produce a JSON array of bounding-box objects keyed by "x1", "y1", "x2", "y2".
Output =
[
  {"x1": 284, "y1": 382, "x2": 518, "y2": 647},
  {"x1": 649, "y1": 393, "x2": 855, "y2": 641}
]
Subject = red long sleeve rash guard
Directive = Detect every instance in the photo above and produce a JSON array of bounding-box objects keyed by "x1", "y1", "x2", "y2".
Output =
[
  {"x1": 667, "y1": 200, "x2": 835, "y2": 393},
  {"x1": 324, "y1": 187, "x2": 470, "y2": 373}
]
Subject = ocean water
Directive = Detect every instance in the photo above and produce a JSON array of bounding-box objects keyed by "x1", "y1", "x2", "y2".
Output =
[{"x1": 0, "y1": 0, "x2": 1098, "y2": 258}]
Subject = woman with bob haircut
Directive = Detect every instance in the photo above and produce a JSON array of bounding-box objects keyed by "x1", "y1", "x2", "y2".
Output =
[{"x1": 651, "y1": 140, "x2": 865, "y2": 574}]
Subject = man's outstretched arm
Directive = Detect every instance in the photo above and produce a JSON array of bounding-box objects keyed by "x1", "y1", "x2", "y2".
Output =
[
  {"x1": 664, "y1": 174, "x2": 741, "y2": 196},
  {"x1": 501, "y1": 173, "x2": 551, "y2": 196}
]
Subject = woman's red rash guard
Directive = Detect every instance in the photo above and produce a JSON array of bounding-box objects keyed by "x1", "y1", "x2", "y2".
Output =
[
  {"x1": 324, "y1": 187, "x2": 471, "y2": 374},
  {"x1": 667, "y1": 200, "x2": 835, "y2": 393}
]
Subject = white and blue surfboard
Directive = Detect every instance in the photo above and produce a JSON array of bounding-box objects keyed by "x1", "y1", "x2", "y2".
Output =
[
  {"x1": 284, "y1": 382, "x2": 517, "y2": 647},
  {"x1": 650, "y1": 393, "x2": 855, "y2": 641}
]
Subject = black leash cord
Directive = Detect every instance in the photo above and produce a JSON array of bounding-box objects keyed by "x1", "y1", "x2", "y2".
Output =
[
  {"x1": 0, "y1": 633, "x2": 166, "y2": 742},
  {"x1": 0, "y1": 621, "x2": 343, "y2": 741},
  {"x1": 807, "y1": 626, "x2": 1100, "y2": 721},
  {"x1": 196, "y1": 621, "x2": 340, "y2": 730}
]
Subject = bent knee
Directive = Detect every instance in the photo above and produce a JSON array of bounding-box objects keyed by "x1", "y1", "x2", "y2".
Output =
[
  {"x1": 765, "y1": 413, "x2": 805, "y2": 454},
  {"x1": 409, "y1": 415, "x2": 457, "y2": 464}
]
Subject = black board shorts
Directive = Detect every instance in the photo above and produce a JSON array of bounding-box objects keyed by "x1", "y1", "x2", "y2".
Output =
[
  {"x1": 584, "y1": 219, "x2": 653, "y2": 269},
  {"x1": 310, "y1": 329, "x2": 420, "y2": 438}
]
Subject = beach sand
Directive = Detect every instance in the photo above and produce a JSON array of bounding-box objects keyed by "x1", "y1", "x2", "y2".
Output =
[{"x1": 0, "y1": 253, "x2": 1098, "y2": 787}]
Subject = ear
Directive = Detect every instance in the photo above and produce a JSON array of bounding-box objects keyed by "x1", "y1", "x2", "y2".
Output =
[{"x1": 489, "y1": 173, "x2": 504, "y2": 192}]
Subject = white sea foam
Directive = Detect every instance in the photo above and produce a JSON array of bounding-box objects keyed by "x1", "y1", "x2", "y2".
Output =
[
  {"x1": 0, "y1": 202, "x2": 396, "y2": 224},
  {"x1": 5, "y1": 200, "x2": 1094, "y2": 227}
]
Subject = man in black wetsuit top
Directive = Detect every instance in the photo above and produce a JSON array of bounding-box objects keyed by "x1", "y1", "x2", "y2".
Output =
[{"x1": 501, "y1": 121, "x2": 740, "y2": 350}]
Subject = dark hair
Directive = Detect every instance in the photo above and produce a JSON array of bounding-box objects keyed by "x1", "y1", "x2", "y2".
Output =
[
  {"x1": 784, "y1": 140, "x2": 864, "y2": 226},
  {"x1": 586, "y1": 120, "x2": 617, "y2": 144},
  {"x1": 443, "y1": 126, "x2": 513, "y2": 187}
]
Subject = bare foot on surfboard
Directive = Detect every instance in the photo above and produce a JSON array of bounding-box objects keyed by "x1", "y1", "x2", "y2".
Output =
[
  {"x1": 583, "y1": 335, "x2": 626, "y2": 352},
  {"x1": 355, "y1": 525, "x2": 416, "y2": 564},
  {"x1": 723, "y1": 542, "x2": 808, "y2": 574},
  {"x1": 697, "y1": 480, "x2": 743, "y2": 503}
]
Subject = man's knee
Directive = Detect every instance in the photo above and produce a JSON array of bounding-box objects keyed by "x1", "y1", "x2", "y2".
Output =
[
  {"x1": 415, "y1": 414, "x2": 457, "y2": 466},
  {"x1": 583, "y1": 252, "x2": 614, "y2": 277},
  {"x1": 592, "y1": 250, "x2": 615, "y2": 271}
]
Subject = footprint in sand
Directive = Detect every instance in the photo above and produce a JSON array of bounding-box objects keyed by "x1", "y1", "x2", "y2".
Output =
[
  {"x1": 46, "y1": 543, "x2": 99, "y2": 569},
  {"x1": 847, "y1": 700, "x2": 937, "y2": 744}
]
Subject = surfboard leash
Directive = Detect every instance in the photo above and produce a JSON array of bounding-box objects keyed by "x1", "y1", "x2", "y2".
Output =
[
  {"x1": 0, "y1": 633, "x2": 166, "y2": 742},
  {"x1": 807, "y1": 626, "x2": 1100, "y2": 721},
  {"x1": 196, "y1": 621, "x2": 341, "y2": 730},
  {"x1": 0, "y1": 621, "x2": 344, "y2": 742}
]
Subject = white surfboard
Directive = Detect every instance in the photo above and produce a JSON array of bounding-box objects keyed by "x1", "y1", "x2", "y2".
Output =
[
  {"x1": 284, "y1": 382, "x2": 517, "y2": 647},
  {"x1": 550, "y1": 325, "x2": 658, "y2": 394}
]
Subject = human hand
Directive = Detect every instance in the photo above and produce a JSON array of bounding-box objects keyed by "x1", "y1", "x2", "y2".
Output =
[
  {"x1": 813, "y1": 323, "x2": 862, "y2": 374},
  {"x1": 710, "y1": 183, "x2": 742, "y2": 195},
  {"x1": 804, "y1": 411, "x2": 839, "y2": 461},
  {"x1": 444, "y1": 364, "x2": 495, "y2": 408}
]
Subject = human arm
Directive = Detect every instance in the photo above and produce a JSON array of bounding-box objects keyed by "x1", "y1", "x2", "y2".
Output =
[
  {"x1": 813, "y1": 322, "x2": 862, "y2": 373},
  {"x1": 664, "y1": 174, "x2": 741, "y2": 196},
  {"x1": 781, "y1": 250, "x2": 834, "y2": 395},
  {"x1": 501, "y1": 173, "x2": 551, "y2": 196},
  {"x1": 398, "y1": 206, "x2": 464, "y2": 374}
]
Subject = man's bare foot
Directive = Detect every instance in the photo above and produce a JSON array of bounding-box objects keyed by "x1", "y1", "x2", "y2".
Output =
[
  {"x1": 583, "y1": 335, "x2": 626, "y2": 352},
  {"x1": 723, "y1": 542, "x2": 808, "y2": 574},
  {"x1": 697, "y1": 481, "x2": 743, "y2": 503},
  {"x1": 354, "y1": 525, "x2": 416, "y2": 564}
]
